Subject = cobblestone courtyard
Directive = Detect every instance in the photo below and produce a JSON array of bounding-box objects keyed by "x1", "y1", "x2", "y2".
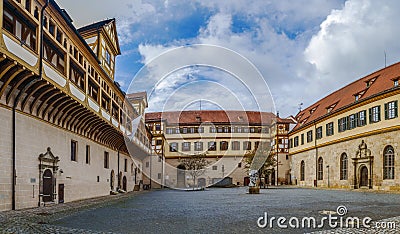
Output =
[{"x1": 1, "y1": 187, "x2": 400, "y2": 233}]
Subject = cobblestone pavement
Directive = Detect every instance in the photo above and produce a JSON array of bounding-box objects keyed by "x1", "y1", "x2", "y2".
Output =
[
  {"x1": 312, "y1": 215, "x2": 400, "y2": 233},
  {"x1": 1, "y1": 187, "x2": 400, "y2": 233},
  {"x1": 0, "y1": 191, "x2": 145, "y2": 234}
]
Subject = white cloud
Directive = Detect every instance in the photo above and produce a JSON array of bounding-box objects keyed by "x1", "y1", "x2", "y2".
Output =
[
  {"x1": 304, "y1": 0, "x2": 400, "y2": 100},
  {"x1": 60, "y1": 0, "x2": 400, "y2": 117}
]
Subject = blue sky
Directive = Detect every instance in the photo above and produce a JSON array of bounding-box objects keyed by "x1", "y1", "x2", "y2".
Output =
[{"x1": 58, "y1": 0, "x2": 400, "y2": 117}]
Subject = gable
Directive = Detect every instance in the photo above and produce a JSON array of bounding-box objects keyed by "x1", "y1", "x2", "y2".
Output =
[{"x1": 102, "y1": 20, "x2": 121, "y2": 55}]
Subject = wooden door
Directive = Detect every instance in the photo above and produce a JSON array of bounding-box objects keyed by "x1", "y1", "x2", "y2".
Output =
[
  {"x1": 43, "y1": 169, "x2": 53, "y2": 202},
  {"x1": 122, "y1": 176, "x2": 127, "y2": 191},
  {"x1": 58, "y1": 184, "x2": 64, "y2": 203},
  {"x1": 360, "y1": 166, "x2": 368, "y2": 187}
]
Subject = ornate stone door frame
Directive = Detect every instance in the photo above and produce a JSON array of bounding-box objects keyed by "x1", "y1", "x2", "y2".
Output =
[
  {"x1": 38, "y1": 147, "x2": 59, "y2": 206},
  {"x1": 352, "y1": 140, "x2": 374, "y2": 189}
]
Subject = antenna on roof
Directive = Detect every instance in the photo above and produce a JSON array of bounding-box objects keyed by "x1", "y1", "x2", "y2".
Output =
[
  {"x1": 298, "y1": 103, "x2": 303, "y2": 112},
  {"x1": 384, "y1": 50, "x2": 387, "y2": 68},
  {"x1": 199, "y1": 99, "x2": 202, "y2": 111}
]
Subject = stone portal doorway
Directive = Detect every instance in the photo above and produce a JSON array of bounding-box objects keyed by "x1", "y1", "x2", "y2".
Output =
[
  {"x1": 360, "y1": 166, "x2": 369, "y2": 187},
  {"x1": 38, "y1": 147, "x2": 59, "y2": 205},
  {"x1": 352, "y1": 140, "x2": 374, "y2": 189},
  {"x1": 177, "y1": 164, "x2": 186, "y2": 188},
  {"x1": 43, "y1": 169, "x2": 53, "y2": 202}
]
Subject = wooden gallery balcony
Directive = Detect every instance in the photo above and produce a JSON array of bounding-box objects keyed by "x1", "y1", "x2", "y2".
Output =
[{"x1": 0, "y1": 0, "x2": 151, "y2": 156}]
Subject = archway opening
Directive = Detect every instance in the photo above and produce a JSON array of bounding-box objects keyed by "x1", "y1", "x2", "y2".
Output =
[{"x1": 177, "y1": 164, "x2": 186, "y2": 188}]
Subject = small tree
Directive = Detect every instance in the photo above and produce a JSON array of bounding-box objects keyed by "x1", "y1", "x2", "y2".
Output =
[
  {"x1": 244, "y1": 142, "x2": 276, "y2": 188},
  {"x1": 179, "y1": 153, "x2": 210, "y2": 187}
]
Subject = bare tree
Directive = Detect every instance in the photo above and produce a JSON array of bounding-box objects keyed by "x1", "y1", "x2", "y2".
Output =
[{"x1": 179, "y1": 153, "x2": 210, "y2": 187}]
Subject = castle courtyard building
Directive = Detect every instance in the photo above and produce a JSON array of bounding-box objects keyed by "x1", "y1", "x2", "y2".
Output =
[
  {"x1": 0, "y1": 0, "x2": 152, "y2": 211},
  {"x1": 145, "y1": 110, "x2": 276, "y2": 188},
  {"x1": 289, "y1": 62, "x2": 400, "y2": 191}
]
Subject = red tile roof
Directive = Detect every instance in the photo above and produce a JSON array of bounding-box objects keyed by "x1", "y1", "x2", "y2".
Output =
[
  {"x1": 292, "y1": 62, "x2": 400, "y2": 132},
  {"x1": 145, "y1": 110, "x2": 276, "y2": 125},
  {"x1": 126, "y1": 91, "x2": 147, "y2": 100},
  {"x1": 277, "y1": 116, "x2": 296, "y2": 124}
]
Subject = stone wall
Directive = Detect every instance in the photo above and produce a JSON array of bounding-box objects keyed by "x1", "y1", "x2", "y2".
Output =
[
  {"x1": 291, "y1": 131, "x2": 400, "y2": 190},
  {"x1": 0, "y1": 107, "x2": 142, "y2": 211}
]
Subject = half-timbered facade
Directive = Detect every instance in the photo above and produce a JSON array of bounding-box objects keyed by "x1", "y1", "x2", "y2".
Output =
[
  {"x1": 0, "y1": 0, "x2": 151, "y2": 211},
  {"x1": 145, "y1": 110, "x2": 275, "y2": 188}
]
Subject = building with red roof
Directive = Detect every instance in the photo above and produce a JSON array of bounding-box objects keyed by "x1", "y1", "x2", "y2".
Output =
[
  {"x1": 289, "y1": 62, "x2": 400, "y2": 190},
  {"x1": 145, "y1": 110, "x2": 294, "y2": 188}
]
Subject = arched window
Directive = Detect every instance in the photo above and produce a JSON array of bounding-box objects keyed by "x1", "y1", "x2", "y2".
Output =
[
  {"x1": 383, "y1": 146, "x2": 395, "y2": 180},
  {"x1": 317, "y1": 157, "x2": 323, "y2": 180},
  {"x1": 300, "y1": 160, "x2": 305, "y2": 181},
  {"x1": 340, "y1": 153, "x2": 348, "y2": 180}
]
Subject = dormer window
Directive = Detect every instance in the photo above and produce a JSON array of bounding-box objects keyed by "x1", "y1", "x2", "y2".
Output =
[
  {"x1": 326, "y1": 102, "x2": 338, "y2": 114},
  {"x1": 354, "y1": 90, "x2": 366, "y2": 102},
  {"x1": 196, "y1": 116, "x2": 201, "y2": 122},
  {"x1": 365, "y1": 76, "x2": 378, "y2": 88},
  {"x1": 309, "y1": 106, "x2": 318, "y2": 114},
  {"x1": 394, "y1": 79, "x2": 399, "y2": 87}
]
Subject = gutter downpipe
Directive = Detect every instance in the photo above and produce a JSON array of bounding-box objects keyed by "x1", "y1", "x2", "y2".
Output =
[{"x1": 12, "y1": 0, "x2": 49, "y2": 210}]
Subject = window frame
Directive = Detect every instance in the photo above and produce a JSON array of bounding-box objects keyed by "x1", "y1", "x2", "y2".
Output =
[
  {"x1": 71, "y1": 140, "x2": 77, "y2": 161},
  {"x1": 383, "y1": 146, "x2": 395, "y2": 180},
  {"x1": 220, "y1": 141, "x2": 228, "y2": 151},
  {"x1": 369, "y1": 105, "x2": 381, "y2": 123},
  {"x1": 182, "y1": 142, "x2": 191, "y2": 151},
  {"x1": 104, "y1": 151, "x2": 109, "y2": 169},
  {"x1": 317, "y1": 157, "x2": 323, "y2": 180},
  {"x1": 208, "y1": 141, "x2": 216, "y2": 151},
  {"x1": 306, "y1": 130, "x2": 313, "y2": 143},
  {"x1": 340, "y1": 153, "x2": 348, "y2": 180},
  {"x1": 85, "y1": 144, "x2": 90, "y2": 164},
  {"x1": 326, "y1": 122, "x2": 334, "y2": 136},
  {"x1": 385, "y1": 101, "x2": 398, "y2": 120}
]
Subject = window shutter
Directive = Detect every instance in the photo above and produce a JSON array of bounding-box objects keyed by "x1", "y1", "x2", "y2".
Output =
[
  {"x1": 384, "y1": 103, "x2": 388, "y2": 120},
  {"x1": 355, "y1": 113, "x2": 359, "y2": 127},
  {"x1": 395, "y1": 101, "x2": 398, "y2": 118},
  {"x1": 369, "y1": 108, "x2": 372, "y2": 123},
  {"x1": 378, "y1": 106, "x2": 381, "y2": 121}
]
